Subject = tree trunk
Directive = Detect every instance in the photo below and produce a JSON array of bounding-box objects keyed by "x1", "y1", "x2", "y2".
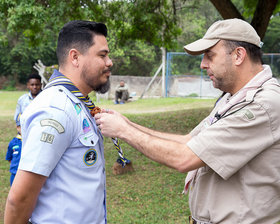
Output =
[
  {"x1": 251, "y1": 0, "x2": 278, "y2": 40},
  {"x1": 209, "y1": 0, "x2": 279, "y2": 40},
  {"x1": 209, "y1": 0, "x2": 243, "y2": 19}
]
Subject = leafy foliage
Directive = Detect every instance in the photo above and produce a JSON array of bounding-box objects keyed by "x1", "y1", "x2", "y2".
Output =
[
  {"x1": 262, "y1": 14, "x2": 280, "y2": 52},
  {"x1": 0, "y1": 0, "x2": 279, "y2": 86}
]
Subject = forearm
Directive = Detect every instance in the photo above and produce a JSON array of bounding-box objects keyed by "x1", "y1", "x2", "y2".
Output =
[
  {"x1": 5, "y1": 184, "x2": 38, "y2": 224},
  {"x1": 127, "y1": 119, "x2": 191, "y2": 144},
  {"x1": 5, "y1": 198, "x2": 33, "y2": 224},
  {"x1": 118, "y1": 122, "x2": 202, "y2": 172},
  {"x1": 95, "y1": 111, "x2": 204, "y2": 172},
  {"x1": 4, "y1": 170, "x2": 46, "y2": 224}
]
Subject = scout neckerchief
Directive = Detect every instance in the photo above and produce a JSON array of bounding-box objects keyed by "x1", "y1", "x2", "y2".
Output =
[
  {"x1": 45, "y1": 69, "x2": 129, "y2": 167},
  {"x1": 183, "y1": 65, "x2": 276, "y2": 194},
  {"x1": 16, "y1": 133, "x2": 22, "y2": 140}
]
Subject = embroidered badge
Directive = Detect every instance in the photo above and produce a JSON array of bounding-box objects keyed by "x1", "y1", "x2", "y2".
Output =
[
  {"x1": 40, "y1": 119, "x2": 65, "y2": 134},
  {"x1": 12, "y1": 145, "x2": 20, "y2": 151},
  {"x1": 83, "y1": 149, "x2": 97, "y2": 166},
  {"x1": 83, "y1": 118, "x2": 91, "y2": 133},
  {"x1": 236, "y1": 109, "x2": 255, "y2": 121},
  {"x1": 40, "y1": 132, "x2": 55, "y2": 144},
  {"x1": 75, "y1": 104, "x2": 82, "y2": 115},
  {"x1": 12, "y1": 145, "x2": 20, "y2": 154},
  {"x1": 244, "y1": 109, "x2": 255, "y2": 120}
]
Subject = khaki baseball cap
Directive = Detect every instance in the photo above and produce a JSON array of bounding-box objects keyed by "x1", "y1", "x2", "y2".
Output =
[{"x1": 184, "y1": 18, "x2": 263, "y2": 55}]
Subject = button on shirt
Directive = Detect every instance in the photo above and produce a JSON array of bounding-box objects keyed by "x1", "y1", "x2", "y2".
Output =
[
  {"x1": 187, "y1": 68, "x2": 280, "y2": 223},
  {"x1": 19, "y1": 86, "x2": 106, "y2": 224}
]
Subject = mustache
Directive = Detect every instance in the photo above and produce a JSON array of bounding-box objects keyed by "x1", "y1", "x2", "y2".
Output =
[{"x1": 103, "y1": 68, "x2": 111, "y2": 73}]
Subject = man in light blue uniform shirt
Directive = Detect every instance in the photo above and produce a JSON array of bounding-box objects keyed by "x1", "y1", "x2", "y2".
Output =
[
  {"x1": 5, "y1": 20, "x2": 113, "y2": 224},
  {"x1": 14, "y1": 73, "x2": 42, "y2": 126}
]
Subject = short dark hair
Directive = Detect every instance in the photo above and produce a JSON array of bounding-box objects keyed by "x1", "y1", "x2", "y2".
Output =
[
  {"x1": 28, "y1": 73, "x2": 41, "y2": 82},
  {"x1": 223, "y1": 40, "x2": 263, "y2": 64},
  {"x1": 56, "y1": 20, "x2": 107, "y2": 66}
]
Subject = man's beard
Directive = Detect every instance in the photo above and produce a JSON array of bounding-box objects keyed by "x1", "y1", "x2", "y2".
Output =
[
  {"x1": 81, "y1": 66, "x2": 111, "y2": 94},
  {"x1": 94, "y1": 78, "x2": 110, "y2": 94}
]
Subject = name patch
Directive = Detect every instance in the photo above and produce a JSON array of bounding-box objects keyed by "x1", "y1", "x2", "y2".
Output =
[{"x1": 40, "y1": 119, "x2": 65, "y2": 133}]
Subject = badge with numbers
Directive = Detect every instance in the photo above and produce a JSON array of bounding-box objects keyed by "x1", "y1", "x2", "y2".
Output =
[{"x1": 40, "y1": 132, "x2": 55, "y2": 144}]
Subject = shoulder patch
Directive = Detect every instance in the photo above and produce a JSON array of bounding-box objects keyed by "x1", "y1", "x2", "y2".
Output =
[
  {"x1": 235, "y1": 109, "x2": 255, "y2": 121},
  {"x1": 40, "y1": 132, "x2": 55, "y2": 144},
  {"x1": 40, "y1": 119, "x2": 65, "y2": 133}
]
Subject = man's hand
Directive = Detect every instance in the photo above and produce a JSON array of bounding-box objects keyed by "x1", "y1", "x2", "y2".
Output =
[{"x1": 95, "y1": 110, "x2": 129, "y2": 138}]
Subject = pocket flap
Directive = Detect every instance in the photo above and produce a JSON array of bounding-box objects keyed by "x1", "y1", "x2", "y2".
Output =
[{"x1": 79, "y1": 132, "x2": 99, "y2": 146}]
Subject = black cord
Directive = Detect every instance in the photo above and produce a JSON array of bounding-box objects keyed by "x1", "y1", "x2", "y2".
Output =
[{"x1": 212, "y1": 99, "x2": 255, "y2": 124}]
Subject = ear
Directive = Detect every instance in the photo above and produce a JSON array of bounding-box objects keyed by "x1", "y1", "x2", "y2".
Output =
[
  {"x1": 69, "y1": 49, "x2": 80, "y2": 68},
  {"x1": 233, "y1": 47, "x2": 246, "y2": 65}
]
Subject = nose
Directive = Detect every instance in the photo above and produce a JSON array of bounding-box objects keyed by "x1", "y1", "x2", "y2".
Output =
[
  {"x1": 106, "y1": 57, "x2": 113, "y2": 67},
  {"x1": 200, "y1": 55, "x2": 208, "y2": 70}
]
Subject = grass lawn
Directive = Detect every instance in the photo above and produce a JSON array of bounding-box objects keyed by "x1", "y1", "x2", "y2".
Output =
[{"x1": 0, "y1": 90, "x2": 215, "y2": 223}]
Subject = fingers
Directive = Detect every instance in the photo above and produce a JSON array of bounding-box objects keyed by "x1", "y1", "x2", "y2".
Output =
[
  {"x1": 94, "y1": 113, "x2": 101, "y2": 121},
  {"x1": 94, "y1": 113, "x2": 115, "y2": 137},
  {"x1": 101, "y1": 108, "x2": 109, "y2": 113},
  {"x1": 100, "y1": 108, "x2": 115, "y2": 114},
  {"x1": 95, "y1": 112, "x2": 110, "y2": 128}
]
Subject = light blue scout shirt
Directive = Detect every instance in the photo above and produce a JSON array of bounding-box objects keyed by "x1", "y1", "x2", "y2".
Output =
[
  {"x1": 19, "y1": 86, "x2": 106, "y2": 224},
  {"x1": 14, "y1": 92, "x2": 34, "y2": 126}
]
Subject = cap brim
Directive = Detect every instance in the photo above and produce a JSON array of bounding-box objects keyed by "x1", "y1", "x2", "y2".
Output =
[{"x1": 184, "y1": 39, "x2": 220, "y2": 55}]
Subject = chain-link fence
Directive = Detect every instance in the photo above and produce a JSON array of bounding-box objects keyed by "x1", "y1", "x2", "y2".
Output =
[{"x1": 165, "y1": 52, "x2": 280, "y2": 98}]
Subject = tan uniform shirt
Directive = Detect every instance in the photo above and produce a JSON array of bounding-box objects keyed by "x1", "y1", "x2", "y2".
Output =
[{"x1": 187, "y1": 73, "x2": 280, "y2": 223}]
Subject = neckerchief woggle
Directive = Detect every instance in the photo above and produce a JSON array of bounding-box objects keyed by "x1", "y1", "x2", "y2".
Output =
[{"x1": 45, "y1": 69, "x2": 130, "y2": 167}]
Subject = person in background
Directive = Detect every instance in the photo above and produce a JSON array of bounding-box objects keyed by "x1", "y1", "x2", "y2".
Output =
[
  {"x1": 8, "y1": 73, "x2": 41, "y2": 187},
  {"x1": 5, "y1": 125, "x2": 22, "y2": 186},
  {"x1": 95, "y1": 19, "x2": 280, "y2": 223},
  {"x1": 115, "y1": 80, "x2": 129, "y2": 104},
  {"x1": 14, "y1": 73, "x2": 42, "y2": 126},
  {"x1": 5, "y1": 20, "x2": 112, "y2": 224}
]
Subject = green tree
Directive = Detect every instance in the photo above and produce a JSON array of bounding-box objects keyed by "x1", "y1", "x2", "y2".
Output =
[
  {"x1": 262, "y1": 14, "x2": 280, "y2": 52},
  {"x1": 0, "y1": 0, "x2": 279, "y2": 85},
  {"x1": 0, "y1": 0, "x2": 183, "y2": 82}
]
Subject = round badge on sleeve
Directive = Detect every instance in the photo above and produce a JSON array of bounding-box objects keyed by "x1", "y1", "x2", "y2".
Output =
[{"x1": 84, "y1": 149, "x2": 97, "y2": 166}]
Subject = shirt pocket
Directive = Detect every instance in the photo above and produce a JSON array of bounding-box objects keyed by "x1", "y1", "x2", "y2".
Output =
[
  {"x1": 79, "y1": 131, "x2": 99, "y2": 146},
  {"x1": 77, "y1": 132, "x2": 102, "y2": 169}
]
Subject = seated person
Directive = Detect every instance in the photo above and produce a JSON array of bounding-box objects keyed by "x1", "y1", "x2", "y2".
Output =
[{"x1": 115, "y1": 80, "x2": 129, "y2": 104}]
